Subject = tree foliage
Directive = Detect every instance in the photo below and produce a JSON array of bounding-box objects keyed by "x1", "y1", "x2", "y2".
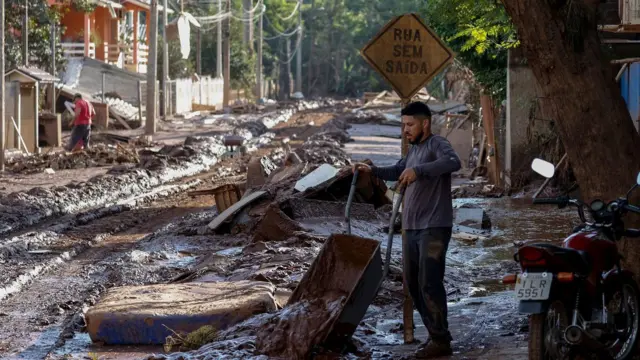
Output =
[
  {"x1": 183, "y1": 0, "x2": 256, "y2": 94},
  {"x1": 177, "y1": 0, "x2": 515, "y2": 99},
  {"x1": 157, "y1": 35, "x2": 194, "y2": 80},
  {"x1": 6, "y1": 0, "x2": 65, "y2": 72},
  {"x1": 423, "y1": 0, "x2": 517, "y2": 99}
]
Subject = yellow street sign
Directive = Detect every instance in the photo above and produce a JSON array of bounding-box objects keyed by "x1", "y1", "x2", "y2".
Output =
[{"x1": 361, "y1": 13, "x2": 454, "y2": 101}]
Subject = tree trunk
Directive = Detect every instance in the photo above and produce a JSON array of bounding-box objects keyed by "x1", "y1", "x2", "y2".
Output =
[
  {"x1": 502, "y1": 1, "x2": 640, "y2": 272},
  {"x1": 307, "y1": 0, "x2": 315, "y2": 96},
  {"x1": 481, "y1": 94, "x2": 501, "y2": 185}
]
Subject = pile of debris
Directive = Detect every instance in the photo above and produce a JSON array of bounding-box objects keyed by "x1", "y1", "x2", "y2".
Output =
[
  {"x1": 361, "y1": 89, "x2": 434, "y2": 107},
  {"x1": 292, "y1": 116, "x2": 353, "y2": 168},
  {"x1": 6, "y1": 144, "x2": 140, "y2": 174},
  {"x1": 452, "y1": 179, "x2": 505, "y2": 199},
  {"x1": 0, "y1": 136, "x2": 228, "y2": 237},
  {"x1": 137, "y1": 156, "x2": 393, "y2": 359},
  {"x1": 342, "y1": 109, "x2": 388, "y2": 124}
]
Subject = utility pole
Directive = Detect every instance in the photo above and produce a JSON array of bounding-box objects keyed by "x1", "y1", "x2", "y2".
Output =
[
  {"x1": 196, "y1": 29, "x2": 202, "y2": 75},
  {"x1": 22, "y1": 0, "x2": 28, "y2": 66},
  {"x1": 295, "y1": 0, "x2": 302, "y2": 94},
  {"x1": 216, "y1": 0, "x2": 222, "y2": 78},
  {"x1": 222, "y1": 0, "x2": 231, "y2": 108},
  {"x1": 1, "y1": 0, "x2": 5, "y2": 171},
  {"x1": 146, "y1": 0, "x2": 158, "y2": 135},
  {"x1": 256, "y1": 5, "x2": 263, "y2": 99},
  {"x1": 161, "y1": 0, "x2": 168, "y2": 118},
  {"x1": 242, "y1": 0, "x2": 254, "y2": 52},
  {"x1": 286, "y1": 38, "x2": 291, "y2": 97},
  {"x1": 50, "y1": 22, "x2": 56, "y2": 112}
]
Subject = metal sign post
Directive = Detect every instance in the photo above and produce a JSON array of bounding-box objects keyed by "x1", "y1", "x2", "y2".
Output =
[{"x1": 360, "y1": 13, "x2": 455, "y2": 344}]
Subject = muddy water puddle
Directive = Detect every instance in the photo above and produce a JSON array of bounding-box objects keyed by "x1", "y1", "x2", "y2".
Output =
[{"x1": 359, "y1": 197, "x2": 576, "y2": 359}]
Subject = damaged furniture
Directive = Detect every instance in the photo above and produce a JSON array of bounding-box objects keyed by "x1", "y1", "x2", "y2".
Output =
[{"x1": 85, "y1": 281, "x2": 278, "y2": 345}]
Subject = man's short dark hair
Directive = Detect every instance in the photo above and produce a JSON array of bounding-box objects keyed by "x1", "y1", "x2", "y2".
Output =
[
  {"x1": 401, "y1": 101, "x2": 432, "y2": 119},
  {"x1": 74, "y1": 93, "x2": 82, "y2": 100}
]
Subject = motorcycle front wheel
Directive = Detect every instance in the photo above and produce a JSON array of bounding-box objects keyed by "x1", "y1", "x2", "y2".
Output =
[{"x1": 529, "y1": 300, "x2": 570, "y2": 360}]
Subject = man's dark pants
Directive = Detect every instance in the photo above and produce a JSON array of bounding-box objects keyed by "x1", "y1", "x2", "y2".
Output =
[
  {"x1": 67, "y1": 124, "x2": 91, "y2": 151},
  {"x1": 403, "y1": 227, "x2": 453, "y2": 343}
]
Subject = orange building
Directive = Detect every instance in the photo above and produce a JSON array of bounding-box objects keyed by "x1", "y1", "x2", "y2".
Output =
[{"x1": 49, "y1": 0, "x2": 173, "y2": 74}]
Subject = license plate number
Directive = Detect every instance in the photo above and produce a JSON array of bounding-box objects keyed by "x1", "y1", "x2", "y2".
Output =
[{"x1": 514, "y1": 272, "x2": 552, "y2": 300}]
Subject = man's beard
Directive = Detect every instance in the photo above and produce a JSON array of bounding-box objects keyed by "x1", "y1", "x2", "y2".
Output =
[{"x1": 409, "y1": 130, "x2": 424, "y2": 145}]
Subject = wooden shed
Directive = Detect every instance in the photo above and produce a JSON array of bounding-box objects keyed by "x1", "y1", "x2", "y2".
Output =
[{"x1": 4, "y1": 67, "x2": 59, "y2": 153}]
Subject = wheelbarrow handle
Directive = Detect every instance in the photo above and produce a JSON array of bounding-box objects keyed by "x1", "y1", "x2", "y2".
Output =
[
  {"x1": 345, "y1": 169, "x2": 359, "y2": 235},
  {"x1": 382, "y1": 187, "x2": 405, "y2": 280}
]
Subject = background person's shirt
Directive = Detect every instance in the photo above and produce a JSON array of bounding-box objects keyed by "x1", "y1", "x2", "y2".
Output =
[
  {"x1": 371, "y1": 134, "x2": 461, "y2": 229},
  {"x1": 74, "y1": 99, "x2": 93, "y2": 126}
]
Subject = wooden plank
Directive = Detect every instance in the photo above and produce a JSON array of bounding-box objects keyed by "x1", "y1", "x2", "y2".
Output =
[
  {"x1": 400, "y1": 98, "x2": 414, "y2": 344},
  {"x1": 111, "y1": 112, "x2": 132, "y2": 130},
  {"x1": 208, "y1": 190, "x2": 267, "y2": 230}
]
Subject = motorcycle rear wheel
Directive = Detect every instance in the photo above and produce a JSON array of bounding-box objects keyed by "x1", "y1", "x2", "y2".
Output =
[{"x1": 529, "y1": 301, "x2": 569, "y2": 360}]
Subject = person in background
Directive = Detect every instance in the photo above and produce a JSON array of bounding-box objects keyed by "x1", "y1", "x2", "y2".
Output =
[
  {"x1": 353, "y1": 101, "x2": 461, "y2": 358},
  {"x1": 66, "y1": 93, "x2": 94, "y2": 152}
]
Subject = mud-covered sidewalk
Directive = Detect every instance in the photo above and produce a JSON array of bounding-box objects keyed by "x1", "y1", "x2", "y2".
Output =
[{"x1": 0, "y1": 106, "x2": 578, "y2": 360}]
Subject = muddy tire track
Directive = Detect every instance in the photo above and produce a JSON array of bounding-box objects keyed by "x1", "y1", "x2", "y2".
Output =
[{"x1": 0, "y1": 181, "x2": 220, "y2": 359}]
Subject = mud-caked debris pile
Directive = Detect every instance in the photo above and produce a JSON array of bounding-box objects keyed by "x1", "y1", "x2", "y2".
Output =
[
  {"x1": 6, "y1": 144, "x2": 140, "y2": 174},
  {"x1": 0, "y1": 136, "x2": 228, "y2": 236},
  {"x1": 292, "y1": 116, "x2": 354, "y2": 168},
  {"x1": 342, "y1": 109, "x2": 388, "y2": 124},
  {"x1": 141, "y1": 152, "x2": 396, "y2": 359}
]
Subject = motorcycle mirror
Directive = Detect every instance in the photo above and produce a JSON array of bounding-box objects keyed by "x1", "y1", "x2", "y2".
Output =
[
  {"x1": 625, "y1": 172, "x2": 640, "y2": 199},
  {"x1": 531, "y1": 158, "x2": 555, "y2": 179}
]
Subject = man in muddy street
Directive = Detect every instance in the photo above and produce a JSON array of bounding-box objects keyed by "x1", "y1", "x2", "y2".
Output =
[
  {"x1": 66, "y1": 93, "x2": 95, "y2": 152},
  {"x1": 353, "y1": 101, "x2": 461, "y2": 358}
]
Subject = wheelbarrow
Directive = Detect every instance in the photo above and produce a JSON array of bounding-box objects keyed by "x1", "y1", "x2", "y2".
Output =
[{"x1": 286, "y1": 169, "x2": 405, "y2": 352}]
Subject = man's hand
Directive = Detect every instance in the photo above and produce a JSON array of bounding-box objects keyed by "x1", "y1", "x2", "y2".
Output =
[
  {"x1": 398, "y1": 168, "x2": 417, "y2": 186},
  {"x1": 352, "y1": 163, "x2": 372, "y2": 173}
]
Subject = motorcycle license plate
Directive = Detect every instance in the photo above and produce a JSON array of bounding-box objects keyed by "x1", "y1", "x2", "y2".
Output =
[{"x1": 514, "y1": 272, "x2": 551, "y2": 300}]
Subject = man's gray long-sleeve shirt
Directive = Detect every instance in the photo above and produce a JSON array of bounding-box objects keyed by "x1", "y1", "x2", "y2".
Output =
[{"x1": 372, "y1": 134, "x2": 461, "y2": 230}]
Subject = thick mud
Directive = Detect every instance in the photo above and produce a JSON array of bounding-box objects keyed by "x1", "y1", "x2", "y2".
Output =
[{"x1": 0, "y1": 101, "x2": 341, "y2": 238}]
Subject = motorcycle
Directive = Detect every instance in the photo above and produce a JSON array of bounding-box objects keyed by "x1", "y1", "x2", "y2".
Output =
[{"x1": 502, "y1": 158, "x2": 640, "y2": 360}]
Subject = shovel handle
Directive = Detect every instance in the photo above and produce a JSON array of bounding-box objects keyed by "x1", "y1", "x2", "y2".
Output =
[{"x1": 345, "y1": 169, "x2": 359, "y2": 235}]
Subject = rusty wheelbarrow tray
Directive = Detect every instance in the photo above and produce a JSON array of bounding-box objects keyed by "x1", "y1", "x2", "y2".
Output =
[
  {"x1": 287, "y1": 233, "x2": 383, "y2": 349},
  {"x1": 285, "y1": 182, "x2": 405, "y2": 352}
]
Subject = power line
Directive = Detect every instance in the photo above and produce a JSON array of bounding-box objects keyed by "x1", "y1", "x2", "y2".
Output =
[
  {"x1": 263, "y1": 11, "x2": 300, "y2": 39},
  {"x1": 264, "y1": 25, "x2": 300, "y2": 40},
  {"x1": 196, "y1": 0, "x2": 263, "y2": 24},
  {"x1": 276, "y1": 0, "x2": 301, "y2": 21},
  {"x1": 279, "y1": 32, "x2": 302, "y2": 64}
]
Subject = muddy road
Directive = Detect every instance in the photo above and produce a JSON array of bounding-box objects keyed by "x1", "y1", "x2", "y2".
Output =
[
  {"x1": 0, "y1": 155, "x2": 249, "y2": 359},
  {"x1": 0, "y1": 109, "x2": 581, "y2": 360}
]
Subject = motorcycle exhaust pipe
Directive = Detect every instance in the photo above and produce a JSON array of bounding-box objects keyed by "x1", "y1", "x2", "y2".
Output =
[
  {"x1": 564, "y1": 325, "x2": 608, "y2": 351},
  {"x1": 564, "y1": 325, "x2": 583, "y2": 345}
]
